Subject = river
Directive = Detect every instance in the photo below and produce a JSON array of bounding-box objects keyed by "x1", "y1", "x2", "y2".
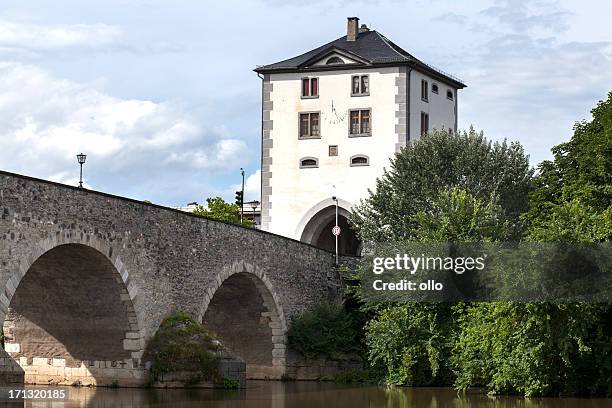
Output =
[{"x1": 3, "y1": 382, "x2": 611, "y2": 407}]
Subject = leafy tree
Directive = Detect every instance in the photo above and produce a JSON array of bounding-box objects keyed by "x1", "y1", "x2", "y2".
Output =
[
  {"x1": 453, "y1": 93, "x2": 612, "y2": 397},
  {"x1": 364, "y1": 189, "x2": 509, "y2": 386},
  {"x1": 351, "y1": 128, "x2": 533, "y2": 242},
  {"x1": 526, "y1": 91, "x2": 612, "y2": 241},
  {"x1": 193, "y1": 197, "x2": 253, "y2": 227},
  {"x1": 414, "y1": 187, "x2": 510, "y2": 242}
]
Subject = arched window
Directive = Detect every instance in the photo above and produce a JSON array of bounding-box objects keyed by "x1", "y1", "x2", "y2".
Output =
[
  {"x1": 326, "y1": 56, "x2": 344, "y2": 65},
  {"x1": 300, "y1": 157, "x2": 318, "y2": 168},
  {"x1": 447, "y1": 90, "x2": 454, "y2": 100},
  {"x1": 350, "y1": 155, "x2": 369, "y2": 167},
  {"x1": 432, "y1": 83, "x2": 439, "y2": 94}
]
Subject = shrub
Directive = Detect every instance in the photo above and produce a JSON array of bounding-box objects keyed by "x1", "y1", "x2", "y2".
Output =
[
  {"x1": 365, "y1": 303, "x2": 457, "y2": 386},
  {"x1": 287, "y1": 303, "x2": 360, "y2": 360},
  {"x1": 144, "y1": 312, "x2": 222, "y2": 385}
]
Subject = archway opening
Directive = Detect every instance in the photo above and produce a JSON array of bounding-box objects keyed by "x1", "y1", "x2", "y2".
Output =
[
  {"x1": 3, "y1": 244, "x2": 139, "y2": 383},
  {"x1": 300, "y1": 205, "x2": 361, "y2": 256},
  {"x1": 202, "y1": 272, "x2": 283, "y2": 379}
]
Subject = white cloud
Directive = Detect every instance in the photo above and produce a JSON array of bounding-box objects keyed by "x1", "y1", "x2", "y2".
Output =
[
  {"x1": 0, "y1": 20, "x2": 124, "y2": 54},
  {"x1": 244, "y1": 170, "x2": 261, "y2": 199},
  {"x1": 0, "y1": 62, "x2": 249, "y2": 194}
]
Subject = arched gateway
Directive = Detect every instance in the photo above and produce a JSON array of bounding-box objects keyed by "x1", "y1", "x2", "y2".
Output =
[
  {"x1": 0, "y1": 170, "x2": 341, "y2": 386},
  {"x1": 296, "y1": 198, "x2": 362, "y2": 256}
]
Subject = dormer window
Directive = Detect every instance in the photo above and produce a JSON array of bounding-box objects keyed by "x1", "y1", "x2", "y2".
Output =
[
  {"x1": 350, "y1": 155, "x2": 369, "y2": 166},
  {"x1": 300, "y1": 157, "x2": 318, "y2": 168},
  {"x1": 326, "y1": 56, "x2": 344, "y2": 65},
  {"x1": 302, "y1": 77, "x2": 318, "y2": 98},
  {"x1": 351, "y1": 75, "x2": 369, "y2": 96}
]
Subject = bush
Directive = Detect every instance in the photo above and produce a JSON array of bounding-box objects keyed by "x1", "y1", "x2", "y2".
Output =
[
  {"x1": 453, "y1": 302, "x2": 612, "y2": 397},
  {"x1": 287, "y1": 303, "x2": 361, "y2": 360},
  {"x1": 365, "y1": 303, "x2": 457, "y2": 386},
  {"x1": 144, "y1": 312, "x2": 222, "y2": 385}
]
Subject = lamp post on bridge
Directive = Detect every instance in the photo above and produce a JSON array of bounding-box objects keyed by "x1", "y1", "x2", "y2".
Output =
[{"x1": 76, "y1": 153, "x2": 87, "y2": 189}]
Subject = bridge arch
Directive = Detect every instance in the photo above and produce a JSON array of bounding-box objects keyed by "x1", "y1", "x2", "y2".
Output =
[
  {"x1": 199, "y1": 261, "x2": 287, "y2": 379},
  {"x1": 0, "y1": 234, "x2": 145, "y2": 385}
]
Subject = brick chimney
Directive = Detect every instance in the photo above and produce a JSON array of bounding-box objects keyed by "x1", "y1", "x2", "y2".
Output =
[{"x1": 347, "y1": 17, "x2": 359, "y2": 41}]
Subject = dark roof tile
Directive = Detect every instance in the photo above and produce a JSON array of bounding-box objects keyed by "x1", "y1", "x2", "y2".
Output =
[{"x1": 255, "y1": 30, "x2": 465, "y2": 88}]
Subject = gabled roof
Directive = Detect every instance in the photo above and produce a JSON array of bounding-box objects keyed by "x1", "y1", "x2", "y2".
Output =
[{"x1": 255, "y1": 30, "x2": 466, "y2": 89}]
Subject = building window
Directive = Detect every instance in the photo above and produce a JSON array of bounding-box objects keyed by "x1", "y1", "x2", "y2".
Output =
[
  {"x1": 329, "y1": 145, "x2": 338, "y2": 156},
  {"x1": 350, "y1": 155, "x2": 369, "y2": 167},
  {"x1": 421, "y1": 80, "x2": 428, "y2": 102},
  {"x1": 351, "y1": 75, "x2": 369, "y2": 96},
  {"x1": 449, "y1": 127, "x2": 453, "y2": 135},
  {"x1": 301, "y1": 77, "x2": 318, "y2": 98},
  {"x1": 447, "y1": 89, "x2": 454, "y2": 100},
  {"x1": 299, "y1": 157, "x2": 318, "y2": 168},
  {"x1": 349, "y1": 109, "x2": 371, "y2": 136},
  {"x1": 420, "y1": 112, "x2": 429, "y2": 136},
  {"x1": 432, "y1": 83, "x2": 439, "y2": 94},
  {"x1": 326, "y1": 56, "x2": 344, "y2": 65},
  {"x1": 299, "y1": 112, "x2": 320, "y2": 138}
]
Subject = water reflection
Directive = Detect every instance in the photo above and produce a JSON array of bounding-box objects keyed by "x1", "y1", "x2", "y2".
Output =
[{"x1": 5, "y1": 382, "x2": 611, "y2": 408}]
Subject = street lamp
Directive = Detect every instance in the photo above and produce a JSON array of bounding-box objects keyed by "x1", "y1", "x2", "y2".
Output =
[
  {"x1": 332, "y1": 195, "x2": 339, "y2": 265},
  {"x1": 76, "y1": 153, "x2": 87, "y2": 188},
  {"x1": 249, "y1": 200, "x2": 260, "y2": 226}
]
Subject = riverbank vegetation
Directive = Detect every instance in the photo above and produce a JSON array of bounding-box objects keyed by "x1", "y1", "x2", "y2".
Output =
[
  {"x1": 288, "y1": 92, "x2": 612, "y2": 396},
  {"x1": 143, "y1": 312, "x2": 222, "y2": 386}
]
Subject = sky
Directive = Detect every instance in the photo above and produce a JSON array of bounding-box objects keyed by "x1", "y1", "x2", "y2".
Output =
[{"x1": 0, "y1": 0, "x2": 610, "y2": 206}]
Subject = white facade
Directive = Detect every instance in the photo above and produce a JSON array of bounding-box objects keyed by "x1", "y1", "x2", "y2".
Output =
[{"x1": 257, "y1": 19, "x2": 464, "y2": 252}]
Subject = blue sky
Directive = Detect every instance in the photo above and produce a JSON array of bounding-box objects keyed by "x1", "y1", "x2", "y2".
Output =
[{"x1": 0, "y1": 0, "x2": 610, "y2": 206}]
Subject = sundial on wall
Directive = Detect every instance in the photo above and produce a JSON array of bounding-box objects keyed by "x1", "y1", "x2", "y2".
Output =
[{"x1": 327, "y1": 100, "x2": 347, "y2": 125}]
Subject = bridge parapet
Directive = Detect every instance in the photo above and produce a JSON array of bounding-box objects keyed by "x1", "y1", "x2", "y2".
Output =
[{"x1": 0, "y1": 170, "x2": 341, "y2": 385}]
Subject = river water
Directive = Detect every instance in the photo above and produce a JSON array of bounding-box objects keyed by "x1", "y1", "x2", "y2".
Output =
[{"x1": 4, "y1": 382, "x2": 612, "y2": 407}]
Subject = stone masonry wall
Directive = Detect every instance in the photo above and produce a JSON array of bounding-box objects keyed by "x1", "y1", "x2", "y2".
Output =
[{"x1": 0, "y1": 171, "x2": 341, "y2": 385}]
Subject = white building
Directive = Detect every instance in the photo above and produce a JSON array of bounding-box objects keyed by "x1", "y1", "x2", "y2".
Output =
[{"x1": 255, "y1": 17, "x2": 466, "y2": 255}]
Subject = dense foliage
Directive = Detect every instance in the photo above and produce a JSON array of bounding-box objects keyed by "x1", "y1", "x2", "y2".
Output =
[
  {"x1": 526, "y1": 92, "x2": 611, "y2": 242},
  {"x1": 451, "y1": 93, "x2": 612, "y2": 396},
  {"x1": 286, "y1": 303, "x2": 361, "y2": 360},
  {"x1": 143, "y1": 312, "x2": 221, "y2": 385},
  {"x1": 350, "y1": 95, "x2": 611, "y2": 396},
  {"x1": 193, "y1": 197, "x2": 254, "y2": 227},
  {"x1": 351, "y1": 127, "x2": 533, "y2": 242}
]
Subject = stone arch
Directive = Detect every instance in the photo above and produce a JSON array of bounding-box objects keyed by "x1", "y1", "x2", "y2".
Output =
[
  {"x1": 0, "y1": 233, "x2": 145, "y2": 386},
  {"x1": 296, "y1": 198, "x2": 362, "y2": 256},
  {"x1": 199, "y1": 261, "x2": 287, "y2": 380}
]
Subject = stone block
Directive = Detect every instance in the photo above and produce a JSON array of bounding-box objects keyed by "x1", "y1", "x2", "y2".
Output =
[
  {"x1": 4, "y1": 343, "x2": 20, "y2": 353},
  {"x1": 52, "y1": 358, "x2": 66, "y2": 367},
  {"x1": 123, "y1": 338, "x2": 141, "y2": 351},
  {"x1": 32, "y1": 357, "x2": 49, "y2": 366}
]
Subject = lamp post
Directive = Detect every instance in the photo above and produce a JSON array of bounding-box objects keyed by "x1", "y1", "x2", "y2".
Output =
[
  {"x1": 332, "y1": 195, "x2": 339, "y2": 265},
  {"x1": 249, "y1": 200, "x2": 259, "y2": 227},
  {"x1": 76, "y1": 153, "x2": 87, "y2": 188}
]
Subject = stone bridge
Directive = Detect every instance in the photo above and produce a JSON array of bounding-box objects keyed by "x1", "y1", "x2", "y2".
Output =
[{"x1": 0, "y1": 171, "x2": 342, "y2": 386}]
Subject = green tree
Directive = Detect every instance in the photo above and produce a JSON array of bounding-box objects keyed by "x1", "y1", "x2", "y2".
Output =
[
  {"x1": 193, "y1": 197, "x2": 253, "y2": 227},
  {"x1": 351, "y1": 128, "x2": 533, "y2": 242},
  {"x1": 453, "y1": 93, "x2": 612, "y2": 397},
  {"x1": 413, "y1": 187, "x2": 510, "y2": 242},
  {"x1": 364, "y1": 189, "x2": 509, "y2": 386},
  {"x1": 526, "y1": 91, "x2": 612, "y2": 241}
]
